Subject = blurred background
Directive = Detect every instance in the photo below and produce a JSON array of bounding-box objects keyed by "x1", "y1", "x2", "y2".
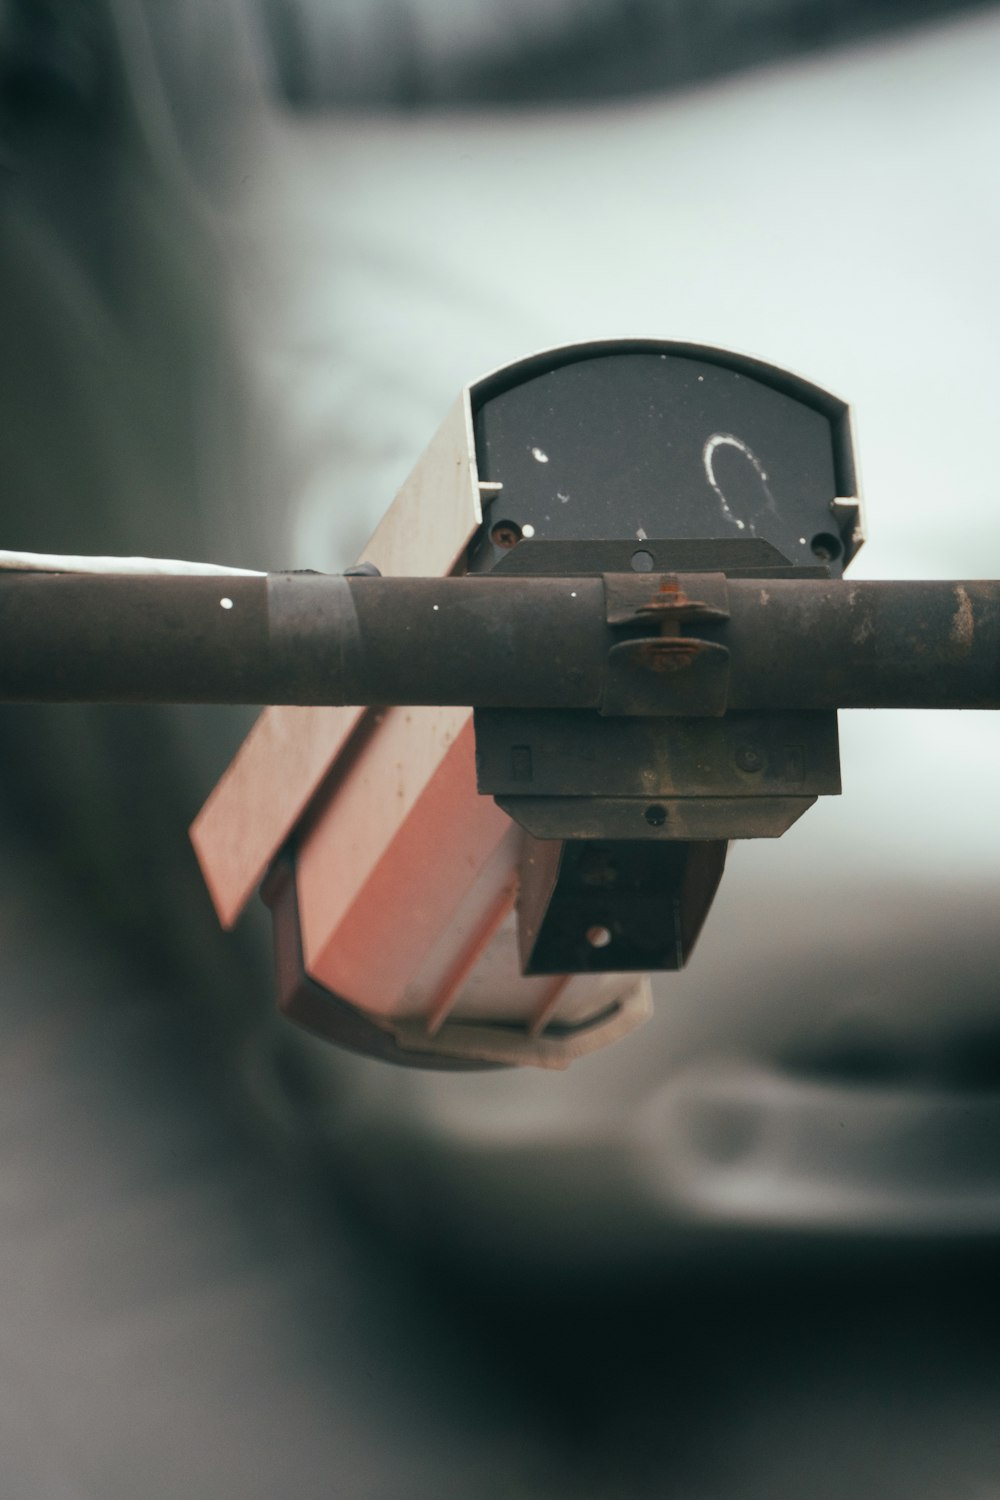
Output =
[{"x1": 2, "y1": 1, "x2": 1000, "y2": 1495}]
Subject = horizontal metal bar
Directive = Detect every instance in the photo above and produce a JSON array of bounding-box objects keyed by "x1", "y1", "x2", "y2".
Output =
[
  {"x1": 0, "y1": 572, "x2": 609, "y2": 705},
  {"x1": 0, "y1": 571, "x2": 997, "y2": 710},
  {"x1": 723, "y1": 578, "x2": 1000, "y2": 710}
]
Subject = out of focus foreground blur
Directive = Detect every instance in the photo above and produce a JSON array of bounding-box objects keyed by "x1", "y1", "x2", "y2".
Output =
[{"x1": 2, "y1": 2, "x2": 1000, "y2": 1495}]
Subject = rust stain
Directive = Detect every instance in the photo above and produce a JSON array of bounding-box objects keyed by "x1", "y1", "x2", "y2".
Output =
[
  {"x1": 640, "y1": 638, "x2": 708, "y2": 673},
  {"x1": 637, "y1": 594, "x2": 687, "y2": 624}
]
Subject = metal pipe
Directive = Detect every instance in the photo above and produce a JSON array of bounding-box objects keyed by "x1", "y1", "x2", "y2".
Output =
[
  {"x1": 0, "y1": 571, "x2": 610, "y2": 705},
  {"x1": 0, "y1": 570, "x2": 997, "y2": 710},
  {"x1": 723, "y1": 578, "x2": 1000, "y2": 710}
]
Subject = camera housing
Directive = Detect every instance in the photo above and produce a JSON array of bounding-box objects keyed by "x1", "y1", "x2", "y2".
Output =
[{"x1": 191, "y1": 340, "x2": 861, "y2": 1068}]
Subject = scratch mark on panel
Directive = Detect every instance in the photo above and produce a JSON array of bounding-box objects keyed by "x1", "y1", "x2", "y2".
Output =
[{"x1": 951, "y1": 584, "x2": 974, "y2": 653}]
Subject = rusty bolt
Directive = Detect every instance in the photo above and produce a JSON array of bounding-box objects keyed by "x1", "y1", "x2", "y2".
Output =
[
  {"x1": 491, "y1": 520, "x2": 522, "y2": 549},
  {"x1": 643, "y1": 640, "x2": 696, "y2": 673}
]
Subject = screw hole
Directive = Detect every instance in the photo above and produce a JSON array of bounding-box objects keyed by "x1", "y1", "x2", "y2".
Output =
[
  {"x1": 810, "y1": 532, "x2": 843, "y2": 563},
  {"x1": 491, "y1": 520, "x2": 522, "y2": 549},
  {"x1": 736, "y1": 745, "x2": 764, "y2": 773},
  {"x1": 644, "y1": 804, "x2": 667, "y2": 827},
  {"x1": 631, "y1": 549, "x2": 655, "y2": 573}
]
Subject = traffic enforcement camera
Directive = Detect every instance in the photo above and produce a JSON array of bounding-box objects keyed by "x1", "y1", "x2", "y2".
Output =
[{"x1": 191, "y1": 340, "x2": 863, "y2": 1070}]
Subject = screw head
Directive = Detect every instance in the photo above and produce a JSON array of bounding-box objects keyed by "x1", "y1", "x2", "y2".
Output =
[{"x1": 491, "y1": 520, "x2": 522, "y2": 549}]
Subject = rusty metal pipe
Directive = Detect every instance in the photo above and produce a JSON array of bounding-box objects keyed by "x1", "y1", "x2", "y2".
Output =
[
  {"x1": 722, "y1": 578, "x2": 1000, "y2": 710},
  {"x1": 0, "y1": 570, "x2": 997, "y2": 710}
]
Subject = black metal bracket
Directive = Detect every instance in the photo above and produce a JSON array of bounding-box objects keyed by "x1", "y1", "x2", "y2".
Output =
[
  {"x1": 516, "y1": 835, "x2": 728, "y2": 976},
  {"x1": 470, "y1": 540, "x2": 834, "y2": 972}
]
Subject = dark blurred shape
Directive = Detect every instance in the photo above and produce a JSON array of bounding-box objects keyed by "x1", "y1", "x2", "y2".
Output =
[
  {"x1": 258, "y1": 0, "x2": 997, "y2": 108},
  {"x1": 0, "y1": 0, "x2": 109, "y2": 119}
]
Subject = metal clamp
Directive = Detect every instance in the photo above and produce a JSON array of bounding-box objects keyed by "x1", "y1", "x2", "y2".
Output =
[{"x1": 602, "y1": 572, "x2": 731, "y2": 716}]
